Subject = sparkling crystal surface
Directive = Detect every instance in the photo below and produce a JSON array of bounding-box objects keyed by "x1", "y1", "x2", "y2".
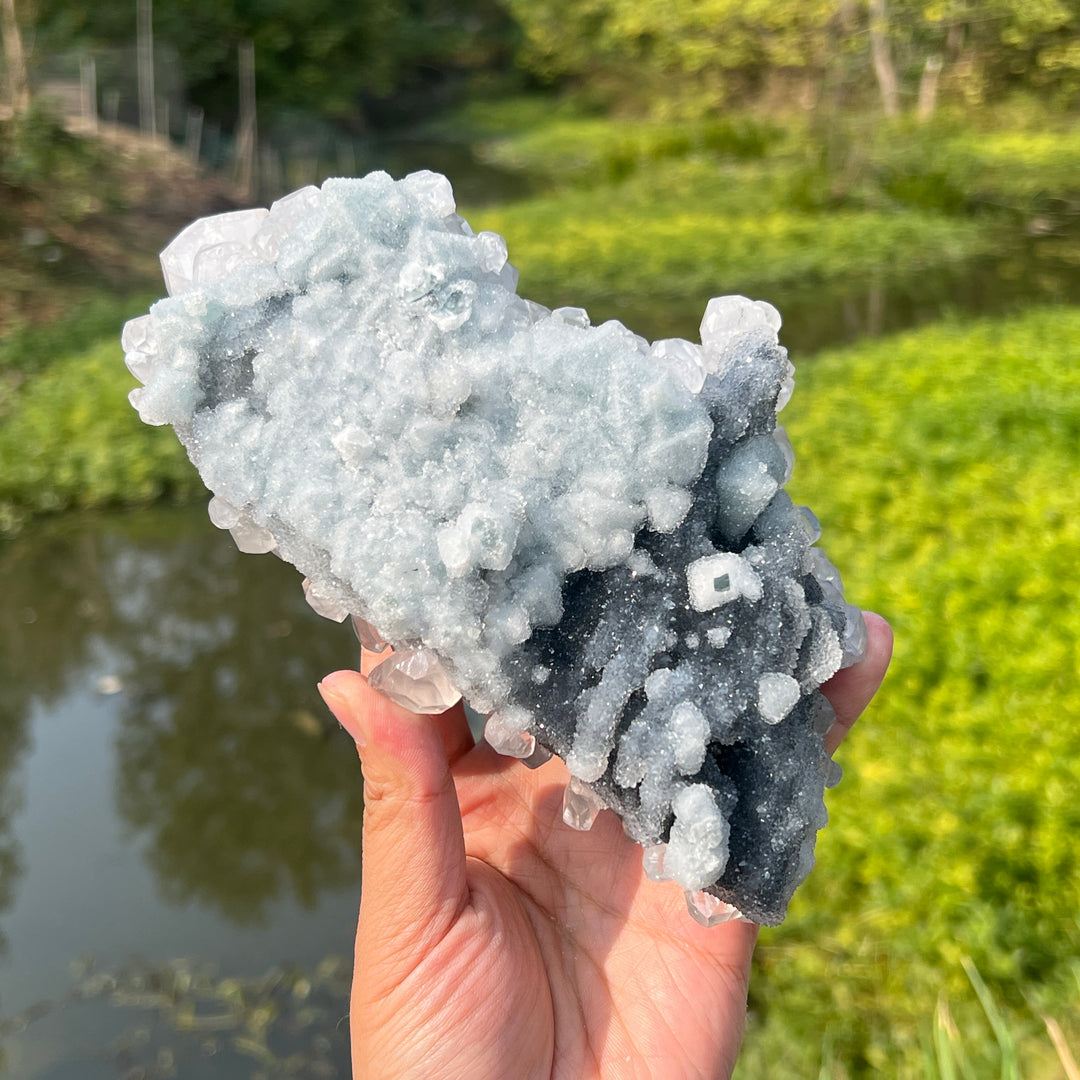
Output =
[{"x1": 124, "y1": 172, "x2": 856, "y2": 925}]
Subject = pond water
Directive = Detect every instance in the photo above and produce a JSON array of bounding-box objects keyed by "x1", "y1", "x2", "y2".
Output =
[
  {"x1": 0, "y1": 509, "x2": 361, "y2": 1078},
  {"x1": 571, "y1": 231, "x2": 1080, "y2": 354}
]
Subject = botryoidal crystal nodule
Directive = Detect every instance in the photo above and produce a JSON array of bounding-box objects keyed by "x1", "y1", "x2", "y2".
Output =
[{"x1": 123, "y1": 171, "x2": 867, "y2": 926}]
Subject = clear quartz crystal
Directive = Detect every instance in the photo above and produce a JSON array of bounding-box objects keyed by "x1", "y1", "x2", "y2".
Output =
[
  {"x1": 124, "y1": 350, "x2": 155, "y2": 383},
  {"x1": 776, "y1": 360, "x2": 796, "y2": 412},
  {"x1": 685, "y1": 890, "x2": 750, "y2": 928},
  {"x1": 551, "y1": 306, "x2": 590, "y2": 328},
  {"x1": 301, "y1": 577, "x2": 349, "y2": 622},
  {"x1": 368, "y1": 647, "x2": 462, "y2": 714},
  {"x1": 642, "y1": 843, "x2": 670, "y2": 882},
  {"x1": 207, "y1": 494, "x2": 242, "y2": 530},
  {"x1": 127, "y1": 386, "x2": 169, "y2": 426},
  {"x1": 810, "y1": 693, "x2": 837, "y2": 736},
  {"x1": 403, "y1": 170, "x2": 455, "y2": 217},
  {"x1": 121, "y1": 315, "x2": 152, "y2": 353},
  {"x1": 797, "y1": 505, "x2": 822, "y2": 544},
  {"x1": 351, "y1": 615, "x2": 390, "y2": 653},
  {"x1": 159, "y1": 208, "x2": 269, "y2": 296},
  {"x1": 475, "y1": 231, "x2": 508, "y2": 273},
  {"x1": 649, "y1": 338, "x2": 707, "y2": 394},
  {"x1": 772, "y1": 426, "x2": 795, "y2": 483},
  {"x1": 228, "y1": 516, "x2": 277, "y2": 554},
  {"x1": 483, "y1": 711, "x2": 537, "y2": 759},
  {"x1": 841, "y1": 604, "x2": 869, "y2": 668},
  {"x1": 562, "y1": 777, "x2": 605, "y2": 831},
  {"x1": 824, "y1": 759, "x2": 843, "y2": 788}
]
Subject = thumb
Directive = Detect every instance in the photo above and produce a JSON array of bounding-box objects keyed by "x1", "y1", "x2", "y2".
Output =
[{"x1": 318, "y1": 669, "x2": 469, "y2": 955}]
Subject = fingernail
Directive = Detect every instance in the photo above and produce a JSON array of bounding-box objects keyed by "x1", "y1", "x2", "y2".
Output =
[{"x1": 318, "y1": 677, "x2": 366, "y2": 749}]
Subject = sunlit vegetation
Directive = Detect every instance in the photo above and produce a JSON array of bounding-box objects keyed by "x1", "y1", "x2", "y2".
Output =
[{"x1": 737, "y1": 307, "x2": 1080, "y2": 1078}]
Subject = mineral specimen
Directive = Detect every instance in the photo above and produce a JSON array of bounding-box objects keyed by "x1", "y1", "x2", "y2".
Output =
[{"x1": 123, "y1": 171, "x2": 866, "y2": 926}]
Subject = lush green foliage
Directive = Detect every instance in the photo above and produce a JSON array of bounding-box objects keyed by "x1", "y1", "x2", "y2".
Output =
[
  {"x1": 467, "y1": 161, "x2": 994, "y2": 307},
  {"x1": 734, "y1": 306, "x2": 1080, "y2": 1077},
  {"x1": 502, "y1": 0, "x2": 1080, "y2": 112},
  {"x1": 0, "y1": 334, "x2": 200, "y2": 535},
  {"x1": 0, "y1": 290, "x2": 156, "y2": 381}
]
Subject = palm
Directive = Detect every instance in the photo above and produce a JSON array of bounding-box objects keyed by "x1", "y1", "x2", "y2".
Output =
[
  {"x1": 320, "y1": 613, "x2": 891, "y2": 1080},
  {"x1": 450, "y1": 746, "x2": 757, "y2": 1079}
]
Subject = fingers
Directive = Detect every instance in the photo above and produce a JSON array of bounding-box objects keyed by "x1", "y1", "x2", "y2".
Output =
[
  {"x1": 822, "y1": 611, "x2": 893, "y2": 755},
  {"x1": 318, "y1": 668, "x2": 470, "y2": 951}
]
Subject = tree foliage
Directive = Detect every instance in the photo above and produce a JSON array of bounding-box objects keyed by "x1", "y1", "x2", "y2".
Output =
[
  {"x1": 29, "y1": 0, "x2": 516, "y2": 125},
  {"x1": 503, "y1": 0, "x2": 1080, "y2": 113}
]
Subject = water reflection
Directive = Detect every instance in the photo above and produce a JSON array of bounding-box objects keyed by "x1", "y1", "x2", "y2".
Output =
[
  {"x1": 0, "y1": 507, "x2": 362, "y2": 940},
  {"x1": 103, "y1": 514, "x2": 365, "y2": 923},
  {"x1": 583, "y1": 232, "x2": 1080, "y2": 352}
]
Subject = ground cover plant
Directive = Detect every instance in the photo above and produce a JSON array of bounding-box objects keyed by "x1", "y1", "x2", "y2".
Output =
[
  {"x1": 0, "y1": 325, "x2": 200, "y2": 536},
  {"x1": 735, "y1": 306, "x2": 1080, "y2": 1078}
]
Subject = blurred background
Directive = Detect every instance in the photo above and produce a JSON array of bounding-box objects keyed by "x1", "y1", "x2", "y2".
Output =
[{"x1": 1, "y1": 1, "x2": 1078, "y2": 1077}]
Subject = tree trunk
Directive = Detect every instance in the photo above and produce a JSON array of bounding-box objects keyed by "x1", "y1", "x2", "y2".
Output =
[
  {"x1": 868, "y1": 0, "x2": 900, "y2": 118},
  {"x1": 1, "y1": 0, "x2": 30, "y2": 115},
  {"x1": 234, "y1": 39, "x2": 258, "y2": 200},
  {"x1": 917, "y1": 54, "x2": 943, "y2": 122}
]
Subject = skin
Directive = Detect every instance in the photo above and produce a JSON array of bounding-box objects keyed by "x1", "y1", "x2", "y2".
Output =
[{"x1": 318, "y1": 612, "x2": 892, "y2": 1080}]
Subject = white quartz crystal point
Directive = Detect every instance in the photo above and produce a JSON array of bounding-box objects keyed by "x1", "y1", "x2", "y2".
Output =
[
  {"x1": 685, "y1": 890, "x2": 751, "y2": 928},
  {"x1": 699, "y1": 295, "x2": 782, "y2": 376},
  {"x1": 160, "y1": 208, "x2": 269, "y2": 296},
  {"x1": 253, "y1": 185, "x2": 323, "y2": 259},
  {"x1": 551, "y1": 305, "x2": 590, "y2": 328},
  {"x1": 648, "y1": 338, "x2": 707, "y2": 394},
  {"x1": 368, "y1": 648, "x2": 462, "y2": 714},
  {"x1": 474, "y1": 230, "x2": 508, "y2": 273},
  {"x1": 301, "y1": 577, "x2": 350, "y2": 623},
  {"x1": 483, "y1": 707, "x2": 537, "y2": 759},
  {"x1": 121, "y1": 315, "x2": 157, "y2": 382},
  {"x1": 402, "y1": 169, "x2": 456, "y2": 217},
  {"x1": 228, "y1": 515, "x2": 277, "y2": 555},
  {"x1": 772, "y1": 426, "x2": 795, "y2": 484},
  {"x1": 207, "y1": 494, "x2": 242, "y2": 530},
  {"x1": 810, "y1": 693, "x2": 837, "y2": 736},
  {"x1": 562, "y1": 777, "x2": 605, "y2": 831}
]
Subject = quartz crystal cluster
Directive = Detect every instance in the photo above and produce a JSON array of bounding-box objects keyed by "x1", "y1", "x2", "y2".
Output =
[{"x1": 123, "y1": 171, "x2": 866, "y2": 926}]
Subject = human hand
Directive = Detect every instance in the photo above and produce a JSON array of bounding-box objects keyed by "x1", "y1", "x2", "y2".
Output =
[{"x1": 318, "y1": 613, "x2": 892, "y2": 1080}]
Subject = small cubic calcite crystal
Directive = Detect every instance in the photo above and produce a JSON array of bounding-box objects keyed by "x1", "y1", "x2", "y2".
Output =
[{"x1": 124, "y1": 172, "x2": 866, "y2": 925}]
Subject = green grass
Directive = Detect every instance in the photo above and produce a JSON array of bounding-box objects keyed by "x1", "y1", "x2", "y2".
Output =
[{"x1": 733, "y1": 306, "x2": 1080, "y2": 1077}]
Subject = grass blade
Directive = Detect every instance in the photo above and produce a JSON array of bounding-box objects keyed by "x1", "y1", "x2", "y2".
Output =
[
  {"x1": 961, "y1": 957, "x2": 1019, "y2": 1080},
  {"x1": 1043, "y1": 1014, "x2": 1080, "y2": 1080},
  {"x1": 934, "y1": 994, "x2": 959, "y2": 1080}
]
